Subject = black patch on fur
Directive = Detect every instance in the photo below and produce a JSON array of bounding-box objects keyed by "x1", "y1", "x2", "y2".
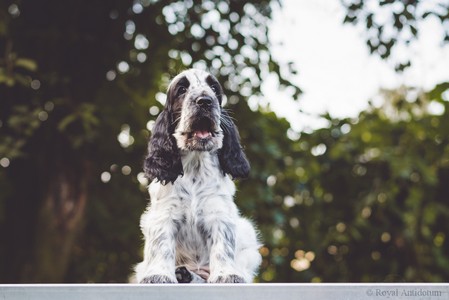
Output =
[
  {"x1": 218, "y1": 110, "x2": 250, "y2": 179},
  {"x1": 141, "y1": 275, "x2": 176, "y2": 284},
  {"x1": 222, "y1": 221, "x2": 236, "y2": 260},
  {"x1": 181, "y1": 214, "x2": 187, "y2": 224},
  {"x1": 144, "y1": 75, "x2": 195, "y2": 184},
  {"x1": 163, "y1": 250, "x2": 174, "y2": 261},
  {"x1": 206, "y1": 74, "x2": 223, "y2": 104},
  {"x1": 153, "y1": 234, "x2": 167, "y2": 248},
  {"x1": 179, "y1": 185, "x2": 190, "y2": 196},
  {"x1": 175, "y1": 266, "x2": 193, "y2": 283},
  {"x1": 211, "y1": 275, "x2": 245, "y2": 283},
  {"x1": 173, "y1": 219, "x2": 182, "y2": 232},
  {"x1": 198, "y1": 222, "x2": 212, "y2": 241},
  {"x1": 144, "y1": 110, "x2": 183, "y2": 184},
  {"x1": 175, "y1": 77, "x2": 190, "y2": 98}
]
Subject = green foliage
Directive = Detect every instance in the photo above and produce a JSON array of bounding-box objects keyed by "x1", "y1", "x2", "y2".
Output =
[
  {"x1": 341, "y1": 0, "x2": 449, "y2": 71},
  {"x1": 257, "y1": 84, "x2": 449, "y2": 282},
  {"x1": 0, "y1": 0, "x2": 299, "y2": 283},
  {"x1": 1, "y1": 0, "x2": 449, "y2": 283}
]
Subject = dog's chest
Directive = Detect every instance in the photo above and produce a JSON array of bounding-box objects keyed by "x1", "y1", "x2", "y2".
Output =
[
  {"x1": 174, "y1": 169, "x2": 223, "y2": 224},
  {"x1": 172, "y1": 175, "x2": 218, "y2": 265},
  {"x1": 172, "y1": 153, "x2": 234, "y2": 262},
  {"x1": 176, "y1": 152, "x2": 228, "y2": 211}
]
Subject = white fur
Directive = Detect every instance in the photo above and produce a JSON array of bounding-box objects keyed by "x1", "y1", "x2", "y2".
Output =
[
  {"x1": 135, "y1": 152, "x2": 261, "y2": 283},
  {"x1": 135, "y1": 69, "x2": 261, "y2": 284}
]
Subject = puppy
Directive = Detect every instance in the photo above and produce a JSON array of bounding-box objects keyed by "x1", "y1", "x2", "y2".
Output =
[{"x1": 134, "y1": 69, "x2": 261, "y2": 283}]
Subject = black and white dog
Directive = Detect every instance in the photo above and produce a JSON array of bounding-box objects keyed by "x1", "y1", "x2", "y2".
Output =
[{"x1": 135, "y1": 69, "x2": 261, "y2": 283}]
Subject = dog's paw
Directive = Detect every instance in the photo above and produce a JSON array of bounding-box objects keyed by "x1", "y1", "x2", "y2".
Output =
[
  {"x1": 209, "y1": 274, "x2": 245, "y2": 283},
  {"x1": 140, "y1": 275, "x2": 176, "y2": 284},
  {"x1": 175, "y1": 267, "x2": 193, "y2": 283}
]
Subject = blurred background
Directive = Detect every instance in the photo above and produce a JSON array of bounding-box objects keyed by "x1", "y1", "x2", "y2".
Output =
[{"x1": 0, "y1": 0, "x2": 448, "y2": 283}]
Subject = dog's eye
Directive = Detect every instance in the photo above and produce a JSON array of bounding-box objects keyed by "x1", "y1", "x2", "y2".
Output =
[
  {"x1": 176, "y1": 86, "x2": 187, "y2": 97},
  {"x1": 210, "y1": 84, "x2": 220, "y2": 95}
]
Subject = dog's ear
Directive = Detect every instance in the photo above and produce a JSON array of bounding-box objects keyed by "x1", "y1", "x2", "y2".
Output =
[
  {"x1": 218, "y1": 110, "x2": 250, "y2": 179},
  {"x1": 144, "y1": 110, "x2": 183, "y2": 184}
]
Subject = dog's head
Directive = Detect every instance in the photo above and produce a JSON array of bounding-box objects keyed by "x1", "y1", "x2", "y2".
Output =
[
  {"x1": 170, "y1": 69, "x2": 223, "y2": 152},
  {"x1": 144, "y1": 69, "x2": 250, "y2": 184}
]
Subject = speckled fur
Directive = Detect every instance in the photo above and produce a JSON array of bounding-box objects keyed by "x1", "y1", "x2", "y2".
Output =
[{"x1": 135, "y1": 69, "x2": 261, "y2": 284}]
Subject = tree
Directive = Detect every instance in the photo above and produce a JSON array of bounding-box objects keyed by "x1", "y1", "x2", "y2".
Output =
[
  {"x1": 255, "y1": 1, "x2": 449, "y2": 282},
  {"x1": 341, "y1": 0, "x2": 449, "y2": 71},
  {"x1": 257, "y1": 83, "x2": 449, "y2": 282},
  {"x1": 0, "y1": 0, "x2": 299, "y2": 282},
  {"x1": 2, "y1": 0, "x2": 449, "y2": 284}
]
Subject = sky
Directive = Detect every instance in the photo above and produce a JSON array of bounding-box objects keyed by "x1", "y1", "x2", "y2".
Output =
[{"x1": 264, "y1": 0, "x2": 449, "y2": 132}]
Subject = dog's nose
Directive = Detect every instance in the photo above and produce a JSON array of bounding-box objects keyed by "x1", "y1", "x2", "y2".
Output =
[{"x1": 196, "y1": 96, "x2": 212, "y2": 108}]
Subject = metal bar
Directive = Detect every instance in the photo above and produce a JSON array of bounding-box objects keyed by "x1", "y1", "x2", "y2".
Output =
[{"x1": 1, "y1": 283, "x2": 448, "y2": 300}]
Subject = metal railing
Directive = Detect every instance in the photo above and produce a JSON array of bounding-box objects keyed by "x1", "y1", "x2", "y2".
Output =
[{"x1": 1, "y1": 283, "x2": 448, "y2": 300}]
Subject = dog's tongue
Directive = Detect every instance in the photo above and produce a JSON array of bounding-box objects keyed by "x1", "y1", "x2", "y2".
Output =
[{"x1": 194, "y1": 131, "x2": 211, "y2": 138}]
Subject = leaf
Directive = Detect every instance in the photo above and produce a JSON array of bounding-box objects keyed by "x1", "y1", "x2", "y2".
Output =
[
  {"x1": 343, "y1": 14, "x2": 357, "y2": 24},
  {"x1": 0, "y1": 70, "x2": 15, "y2": 86},
  {"x1": 58, "y1": 114, "x2": 78, "y2": 132},
  {"x1": 410, "y1": 25, "x2": 418, "y2": 36},
  {"x1": 366, "y1": 13, "x2": 373, "y2": 28},
  {"x1": 15, "y1": 58, "x2": 38, "y2": 71},
  {"x1": 422, "y1": 11, "x2": 433, "y2": 19}
]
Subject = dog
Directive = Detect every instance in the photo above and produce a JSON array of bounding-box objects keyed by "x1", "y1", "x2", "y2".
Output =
[{"x1": 134, "y1": 69, "x2": 262, "y2": 283}]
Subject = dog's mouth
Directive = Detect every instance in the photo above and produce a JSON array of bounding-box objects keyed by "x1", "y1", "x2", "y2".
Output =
[{"x1": 188, "y1": 117, "x2": 218, "y2": 140}]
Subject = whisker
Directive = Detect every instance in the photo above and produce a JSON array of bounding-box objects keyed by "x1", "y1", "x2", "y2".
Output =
[
  {"x1": 172, "y1": 115, "x2": 182, "y2": 126},
  {"x1": 220, "y1": 116, "x2": 233, "y2": 133},
  {"x1": 221, "y1": 108, "x2": 237, "y2": 122}
]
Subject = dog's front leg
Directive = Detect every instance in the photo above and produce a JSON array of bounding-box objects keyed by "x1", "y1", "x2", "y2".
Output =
[
  {"x1": 135, "y1": 209, "x2": 180, "y2": 283},
  {"x1": 201, "y1": 216, "x2": 245, "y2": 283}
]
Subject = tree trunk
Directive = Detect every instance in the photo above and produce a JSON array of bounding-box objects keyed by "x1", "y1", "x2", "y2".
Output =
[
  {"x1": 24, "y1": 156, "x2": 89, "y2": 283},
  {"x1": 2, "y1": 139, "x2": 91, "y2": 283},
  {"x1": 25, "y1": 163, "x2": 89, "y2": 282}
]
